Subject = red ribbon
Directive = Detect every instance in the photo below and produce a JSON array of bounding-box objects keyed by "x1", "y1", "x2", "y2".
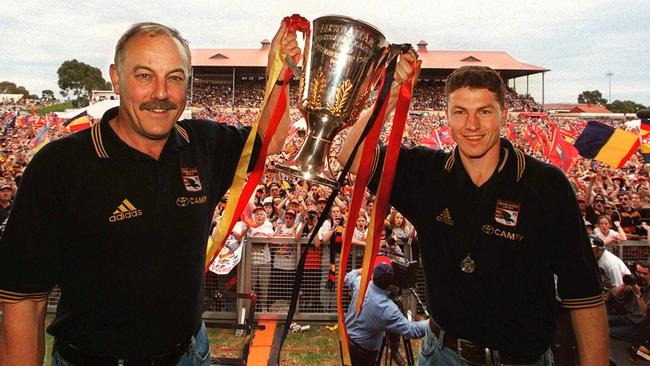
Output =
[{"x1": 204, "y1": 16, "x2": 309, "y2": 271}]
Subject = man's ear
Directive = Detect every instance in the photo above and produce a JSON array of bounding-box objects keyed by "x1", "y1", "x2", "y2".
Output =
[
  {"x1": 500, "y1": 107, "x2": 509, "y2": 130},
  {"x1": 109, "y1": 64, "x2": 121, "y2": 95}
]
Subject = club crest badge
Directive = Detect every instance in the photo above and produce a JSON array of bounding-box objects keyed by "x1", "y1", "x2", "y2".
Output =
[
  {"x1": 494, "y1": 199, "x2": 520, "y2": 227},
  {"x1": 181, "y1": 167, "x2": 202, "y2": 192}
]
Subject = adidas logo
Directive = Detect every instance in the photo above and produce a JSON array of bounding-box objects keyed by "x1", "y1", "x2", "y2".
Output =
[
  {"x1": 108, "y1": 199, "x2": 143, "y2": 222},
  {"x1": 436, "y1": 208, "x2": 454, "y2": 226}
]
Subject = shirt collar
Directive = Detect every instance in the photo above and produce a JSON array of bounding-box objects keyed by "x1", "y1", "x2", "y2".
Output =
[
  {"x1": 443, "y1": 138, "x2": 526, "y2": 183},
  {"x1": 91, "y1": 107, "x2": 190, "y2": 160}
]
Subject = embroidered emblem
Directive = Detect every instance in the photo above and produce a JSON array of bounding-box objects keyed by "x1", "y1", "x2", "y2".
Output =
[
  {"x1": 436, "y1": 208, "x2": 454, "y2": 226},
  {"x1": 181, "y1": 167, "x2": 202, "y2": 192},
  {"x1": 494, "y1": 199, "x2": 520, "y2": 227},
  {"x1": 109, "y1": 199, "x2": 143, "y2": 222}
]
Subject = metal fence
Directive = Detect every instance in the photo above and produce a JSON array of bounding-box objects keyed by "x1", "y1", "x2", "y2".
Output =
[
  {"x1": 204, "y1": 237, "x2": 419, "y2": 322},
  {"x1": 607, "y1": 240, "x2": 650, "y2": 265},
  {"x1": 46, "y1": 239, "x2": 648, "y2": 320}
]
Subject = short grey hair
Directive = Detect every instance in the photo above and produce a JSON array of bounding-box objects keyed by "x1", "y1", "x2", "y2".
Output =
[{"x1": 114, "y1": 22, "x2": 191, "y2": 73}]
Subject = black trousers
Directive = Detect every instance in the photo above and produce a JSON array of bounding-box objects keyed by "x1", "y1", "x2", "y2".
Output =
[{"x1": 348, "y1": 338, "x2": 379, "y2": 366}]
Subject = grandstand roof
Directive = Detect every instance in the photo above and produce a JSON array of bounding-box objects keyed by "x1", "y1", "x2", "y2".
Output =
[
  {"x1": 544, "y1": 103, "x2": 577, "y2": 112},
  {"x1": 569, "y1": 104, "x2": 611, "y2": 113},
  {"x1": 191, "y1": 47, "x2": 548, "y2": 80},
  {"x1": 417, "y1": 50, "x2": 548, "y2": 79}
]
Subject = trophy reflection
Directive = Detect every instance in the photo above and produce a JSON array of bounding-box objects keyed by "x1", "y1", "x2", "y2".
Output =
[{"x1": 275, "y1": 15, "x2": 395, "y2": 187}]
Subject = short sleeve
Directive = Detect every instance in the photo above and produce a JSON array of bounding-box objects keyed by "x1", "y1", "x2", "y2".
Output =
[
  {"x1": 549, "y1": 168, "x2": 605, "y2": 309},
  {"x1": 0, "y1": 148, "x2": 64, "y2": 302}
]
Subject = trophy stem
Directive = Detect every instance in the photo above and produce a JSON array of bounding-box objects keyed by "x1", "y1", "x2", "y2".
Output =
[{"x1": 275, "y1": 133, "x2": 339, "y2": 188}]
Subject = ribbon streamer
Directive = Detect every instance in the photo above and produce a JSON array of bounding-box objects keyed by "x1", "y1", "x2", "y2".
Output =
[
  {"x1": 336, "y1": 48, "x2": 416, "y2": 365},
  {"x1": 205, "y1": 15, "x2": 309, "y2": 270}
]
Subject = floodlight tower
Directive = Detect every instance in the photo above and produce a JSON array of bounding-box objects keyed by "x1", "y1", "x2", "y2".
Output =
[{"x1": 605, "y1": 71, "x2": 614, "y2": 103}]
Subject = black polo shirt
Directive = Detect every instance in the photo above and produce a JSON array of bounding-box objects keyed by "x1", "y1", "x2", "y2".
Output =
[
  {"x1": 369, "y1": 138, "x2": 603, "y2": 357},
  {"x1": 0, "y1": 107, "x2": 260, "y2": 358}
]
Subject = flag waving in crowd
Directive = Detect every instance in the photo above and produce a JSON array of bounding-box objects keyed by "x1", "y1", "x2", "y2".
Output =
[
  {"x1": 548, "y1": 125, "x2": 579, "y2": 172},
  {"x1": 574, "y1": 120, "x2": 641, "y2": 168},
  {"x1": 28, "y1": 124, "x2": 49, "y2": 154},
  {"x1": 63, "y1": 110, "x2": 91, "y2": 132}
]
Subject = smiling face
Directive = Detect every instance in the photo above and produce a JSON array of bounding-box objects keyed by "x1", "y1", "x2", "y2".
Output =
[
  {"x1": 109, "y1": 31, "x2": 189, "y2": 143},
  {"x1": 447, "y1": 87, "x2": 507, "y2": 163}
]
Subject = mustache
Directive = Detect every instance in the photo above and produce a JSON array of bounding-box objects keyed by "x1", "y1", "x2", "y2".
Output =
[{"x1": 139, "y1": 100, "x2": 178, "y2": 111}]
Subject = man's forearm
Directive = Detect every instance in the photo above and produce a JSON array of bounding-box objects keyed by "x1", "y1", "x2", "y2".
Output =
[
  {"x1": 570, "y1": 304, "x2": 609, "y2": 366},
  {"x1": 0, "y1": 299, "x2": 47, "y2": 366}
]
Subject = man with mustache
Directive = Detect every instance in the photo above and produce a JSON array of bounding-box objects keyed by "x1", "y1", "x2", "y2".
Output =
[{"x1": 0, "y1": 21, "x2": 299, "y2": 365}]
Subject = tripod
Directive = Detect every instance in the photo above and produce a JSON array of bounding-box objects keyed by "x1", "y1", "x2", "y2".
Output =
[{"x1": 375, "y1": 287, "x2": 427, "y2": 366}]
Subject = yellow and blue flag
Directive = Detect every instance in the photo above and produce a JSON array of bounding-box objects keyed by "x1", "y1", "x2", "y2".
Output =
[
  {"x1": 63, "y1": 111, "x2": 91, "y2": 132},
  {"x1": 574, "y1": 121, "x2": 640, "y2": 168}
]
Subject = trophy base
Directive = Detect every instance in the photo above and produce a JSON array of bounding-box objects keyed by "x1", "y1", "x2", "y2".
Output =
[{"x1": 274, "y1": 162, "x2": 339, "y2": 188}]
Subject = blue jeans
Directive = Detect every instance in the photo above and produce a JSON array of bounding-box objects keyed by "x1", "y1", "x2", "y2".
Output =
[
  {"x1": 417, "y1": 324, "x2": 554, "y2": 366},
  {"x1": 52, "y1": 322, "x2": 210, "y2": 366},
  {"x1": 608, "y1": 314, "x2": 638, "y2": 341}
]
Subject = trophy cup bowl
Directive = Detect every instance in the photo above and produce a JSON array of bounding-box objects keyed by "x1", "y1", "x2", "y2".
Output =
[{"x1": 275, "y1": 15, "x2": 392, "y2": 187}]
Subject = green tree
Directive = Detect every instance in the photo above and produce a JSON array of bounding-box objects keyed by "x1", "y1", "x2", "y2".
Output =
[
  {"x1": 57, "y1": 59, "x2": 109, "y2": 107},
  {"x1": 0, "y1": 81, "x2": 32, "y2": 97},
  {"x1": 42, "y1": 89, "x2": 55, "y2": 100},
  {"x1": 606, "y1": 100, "x2": 647, "y2": 113},
  {"x1": 577, "y1": 90, "x2": 607, "y2": 105}
]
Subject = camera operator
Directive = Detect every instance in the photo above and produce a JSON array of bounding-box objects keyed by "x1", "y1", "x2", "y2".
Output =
[
  {"x1": 344, "y1": 263, "x2": 428, "y2": 366},
  {"x1": 608, "y1": 260, "x2": 650, "y2": 341}
]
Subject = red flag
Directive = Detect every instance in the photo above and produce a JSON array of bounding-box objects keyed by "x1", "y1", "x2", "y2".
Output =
[
  {"x1": 507, "y1": 124, "x2": 518, "y2": 140},
  {"x1": 549, "y1": 127, "x2": 579, "y2": 172},
  {"x1": 418, "y1": 133, "x2": 439, "y2": 149},
  {"x1": 438, "y1": 126, "x2": 455, "y2": 146}
]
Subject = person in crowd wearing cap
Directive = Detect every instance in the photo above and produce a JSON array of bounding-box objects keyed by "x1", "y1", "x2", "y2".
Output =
[
  {"x1": 593, "y1": 215, "x2": 627, "y2": 246},
  {"x1": 0, "y1": 184, "x2": 13, "y2": 225},
  {"x1": 591, "y1": 236, "x2": 630, "y2": 292},
  {"x1": 0, "y1": 21, "x2": 300, "y2": 365},
  {"x1": 316, "y1": 197, "x2": 328, "y2": 214},
  {"x1": 587, "y1": 194, "x2": 607, "y2": 227},
  {"x1": 262, "y1": 196, "x2": 279, "y2": 224},
  {"x1": 608, "y1": 260, "x2": 650, "y2": 341},
  {"x1": 618, "y1": 192, "x2": 644, "y2": 240},
  {"x1": 344, "y1": 264, "x2": 428, "y2": 366},
  {"x1": 270, "y1": 209, "x2": 298, "y2": 310},
  {"x1": 339, "y1": 64, "x2": 606, "y2": 365},
  {"x1": 233, "y1": 205, "x2": 273, "y2": 312},
  {"x1": 295, "y1": 207, "x2": 322, "y2": 312},
  {"x1": 267, "y1": 181, "x2": 282, "y2": 200}
]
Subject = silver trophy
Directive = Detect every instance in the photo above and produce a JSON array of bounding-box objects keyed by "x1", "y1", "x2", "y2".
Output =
[{"x1": 275, "y1": 15, "x2": 397, "y2": 187}]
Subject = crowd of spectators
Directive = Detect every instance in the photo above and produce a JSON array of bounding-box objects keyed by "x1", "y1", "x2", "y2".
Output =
[
  {"x1": 191, "y1": 79, "x2": 542, "y2": 112},
  {"x1": 3, "y1": 86, "x2": 650, "y2": 356}
]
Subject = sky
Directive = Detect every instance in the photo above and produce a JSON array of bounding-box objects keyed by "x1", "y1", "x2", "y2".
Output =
[{"x1": 1, "y1": 0, "x2": 648, "y2": 105}]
